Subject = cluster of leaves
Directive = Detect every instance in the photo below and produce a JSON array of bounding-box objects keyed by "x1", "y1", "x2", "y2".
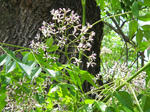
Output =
[{"x1": 0, "y1": 45, "x2": 150, "y2": 112}]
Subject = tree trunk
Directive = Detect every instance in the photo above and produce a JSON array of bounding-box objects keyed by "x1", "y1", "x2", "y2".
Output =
[{"x1": 0, "y1": 0, "x2": 103, "y2": 91}]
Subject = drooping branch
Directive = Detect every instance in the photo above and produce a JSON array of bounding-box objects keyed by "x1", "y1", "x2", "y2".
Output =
[{"x1": 106, "y1": 11, "x2": 135, "y2": 47}]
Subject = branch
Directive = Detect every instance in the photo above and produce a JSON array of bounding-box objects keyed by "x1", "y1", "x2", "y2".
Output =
[{"x1": 106, "y1": 12, "x2": 135, "y2": 47}]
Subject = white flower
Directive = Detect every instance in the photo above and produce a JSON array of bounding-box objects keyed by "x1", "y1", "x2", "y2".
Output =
[
  {"x1": 89, "y1": 52, "x2": 96, "y2": 61},
  {"x1": 101, "y1": 47, "x2": 112, "y2": 54},
  {"x1": 73, "y1": 58, "x2": 82, "y2": 65},
  {"x1": 35, "y1": 33, "x2": 40, "y2": 40},
  {"x1": 87, "y1": 61, "x2": 96, "y2": 68}
]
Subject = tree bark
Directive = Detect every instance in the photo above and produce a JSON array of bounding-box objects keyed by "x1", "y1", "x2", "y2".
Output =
[{"x1": 0, "y1": 0, "x2": 103, "y2": 91}]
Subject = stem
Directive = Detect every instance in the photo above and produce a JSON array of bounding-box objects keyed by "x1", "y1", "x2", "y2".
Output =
[
  {"x1": 103, "y1": 61, "x2": 150, "y2": 102},
  {"x1": 81, "y1": 0, "x2": 86, "y2": 26},
  {"x1": 0, "y1": 42, "x2": 30, "y2": 50},
  {"x1": 129, "y1": 84, "x2": 143, "y2": 112},
  {"x1": 92, "y1": 11, "x2": 132, "y2": 27}
]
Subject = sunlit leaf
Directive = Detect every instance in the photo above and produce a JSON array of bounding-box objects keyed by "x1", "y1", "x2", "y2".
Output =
[
  {"x1": 85, "y1": 99, "x2": 95, "y2": 104},
  {"x1": 142, "y1": 25, "x2": 150, "y2": 31},
  {"x1": 18, "y1": 62, "x2": 36, "y2": 77},
  {"x1": 114, "y1": 91, "x2": 133, "y2": 110},
  {"x1": 96, "y1": 0, "x2": 105, "y2": 10},
  {"x1": 139, "y1": 13, "x2": 150, "y2": 21},
  {"x1": 95, "y1": 101, "x2": 107, "y2": 112},
  {"x1": 0, "y1": 54, "x2": 8, "y2": 66},
  {"x1": 0, "y1": 47, "x2": 20, "y2": 62},
  {"x1": 6, "y1": 61, "x2": 16, "y2": 73},
  {"x1": 31, "y1": 67, "x2": 42, "y2": 80},
  {"x1": 80, "y1": 70, "x2": 96, "y2": 87}
]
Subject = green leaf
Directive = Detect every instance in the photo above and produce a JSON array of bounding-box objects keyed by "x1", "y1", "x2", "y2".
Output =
[
  {"x1": 22, "y1": 52, "x2": 34, "y2": 63},
  {"x1": 0, "y1": 47, "x2": 20, "y2": 62},
  {"x1": 80, "y1": 70, "x2": 96, "y2": 87},
  {"x1": 96, "y1": 0, "x2": 105, "y2": 10},
  {"x1": 31, "y1": 67, "x2": 42, "y2": 80},
  {"x1": 132, "y1": 1, "x2": 139, "y2": 17},
  {"x1": 129, "y1": 20, "x2": 138, "y2": 39},
  {"x1": 139, "y1": 13, "x2": 150, "y2": 21},
  {"x1": 46, "y1": 37, "x2": 53, "y2": 48},
  {"x1": 6, "y1": 61, "x2": 16, "y2": 73},
  {"x1": 48, "y1": 45, "x2": 59, "y2": 52},
  {"x1": 147, "y1": 48, "x2": 150, "y2": 59},
  {"x1": 0, "y1": 85, "x2": 7, "y2": 112},
  {"x1": 144, "y1": 0, "x2": 150, "y2": 6},
  {"x1": 143, "y1": 30, "x2": 150, "y2": 41},
  {"x1": 114, "y1": 91, "x2": 133, "y2": 110},
  {"x1": 105, "y1": 107, "x2": 115, "y2": 112},
  {"x1": 85, "y1": 99, "x2": 95, "y2": 104},
  {"x1": 145, "y1": 67, "x2": 150, "y2": 87},
  {"x1": 136, "y1": 29, "x2": 143, "y2": 45},
  {"x1": 142, "y1": 96, "x2": 150, "y2": 112},
  {"x1": 142, "y1": 25, "x2": 150, "y2": 31},
  {"x1": 0, "y1": 54, "x2": 8, "y2": 66},
  {"x1": 111, "y1": 0, "x2": 121, "y2": 12},
  {"x1": 46, "y1": 69, "x2": 57, "y2": 77},
  {"x1": 95, "y1": 101, "x2": 107, "y2": 112},
  {"x1": 137, "y1": 41, "x2": 150, "y2": 51},
  {"x1": 18, "y1": 62, "x2": 36, "y2": 78},
  {"x1": 35, "y1": 93, "x2": 45, "y2": 104}
]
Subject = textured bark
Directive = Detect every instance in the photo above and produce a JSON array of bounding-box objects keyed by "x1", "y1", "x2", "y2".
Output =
[{"x1": 0, "y1": 0, "x2": 103, "y2": 91}]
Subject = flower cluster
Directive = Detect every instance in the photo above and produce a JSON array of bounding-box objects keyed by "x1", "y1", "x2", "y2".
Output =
[
  {"x1": 30, "y1": 8, "x2": 96, "y2": 67},
  {"x1": 101, "y1": 62, "x2": 146, "y2": 90},
  {"x1": 3, "y1": 77, "x2": 53, "y2": 112},
  {"x1": 101, "y1": 46, "x2": 112, "y2": 55}
]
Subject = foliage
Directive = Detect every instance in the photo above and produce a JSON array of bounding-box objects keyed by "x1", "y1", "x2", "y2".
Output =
[{"x1": 0, "y1": 0, "x2": 150, "y2": 111}]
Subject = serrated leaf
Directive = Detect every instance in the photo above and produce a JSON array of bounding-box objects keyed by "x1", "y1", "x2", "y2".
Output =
[
  {"x1": 22, "y1": 52, "x2": 34, "y2": 63},
  {"x1": 46, "y1": 69, "x2": 57, "y2": 77},
  {"x1": 18, "y1": 62, "x2": 36, "y2": 78},
  {"x1": 132, "y1": 1, "x2": 139, "y2": 17},
  {"x1": 0, "y1": 47, "x2": 20, "y2": 62},
  {"x1": 114, "y1": 91, "x2": 133, "y2": 110},
  {"x1": 31, "y1": 67, "x2": 42, "y2": 80},
  {"x1": 6, "y1": 61, "x2": 16, "y2": 73},
  {"x1": 129, "y1": 20, "x2": 138, "y2": 39},
  {"x1": 136, "y1": 29, "x2": 143, "y2": 45},
  {"x1": 0, "y1": 54, "x2": 8, "y2": 66},
  {"x1": 139, "y1": 13, "x2": 150, "y2": 21}
]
